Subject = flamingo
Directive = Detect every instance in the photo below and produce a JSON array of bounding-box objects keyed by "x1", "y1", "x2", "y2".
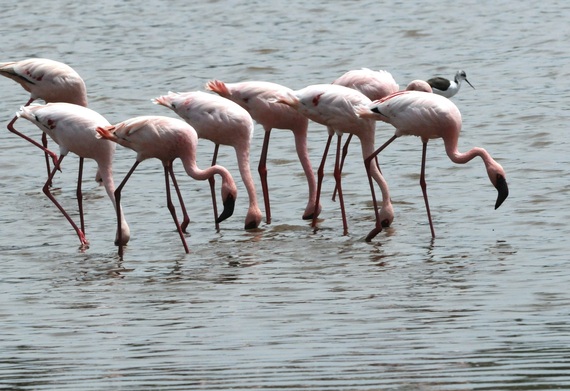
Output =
[
  {"x1": 405, "y1": 79, "x2": 433, "y2": 93},
  {"x1": 16, "y1": 103, "x2": 130, "y2": 249},
  {"x1": 356, "y1": 90, "x2": 509, "y2": 241},
  {"x1": 331, "y1": 70, "x2": 429, "y2": 200},
  {"x1": 96, "y1": 116, "x2": 237, "y2": 257},
  {"x1": 152, "y1": 90, "x2": 262, "y2": 230},
  {"x1": 1, "y1": 58, "x2": 88, "y2": 180},
  {"x1": 275, "y1": 83, "x2": 393, "y2": 237},
  {"x1": 206, "y1": 80, "x2": 320, "y2": 222},
  {"x1": 427, "y1": 70, "x2": 474, "y2": 98}
]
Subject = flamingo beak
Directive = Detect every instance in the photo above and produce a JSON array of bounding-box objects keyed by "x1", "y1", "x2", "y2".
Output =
[
  {"x1": 494, "y1": 175, "x2": 509, "y2": 209},
  {"x1": 244, "y1": 220, "x2": 258, "y2": 230},
  {"x1": 465, "y1": 79, "x2": 475, "y2": 90},
  {"x1": 216, "y1": 194, "x2": 236, "y2": 223}
]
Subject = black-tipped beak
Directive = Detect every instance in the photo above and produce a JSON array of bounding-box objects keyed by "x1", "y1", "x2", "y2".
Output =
[
  {"x1": 466, "y1": 79, "x2": 475, "y2": 90},
  {"x1": 244, "y1": 220, "x2": 258, "y2": 230},
  {"x1": 216, "y1": 194, "x2": 236, "y2": 223},
  {"x1": 494, "y1": 175, "x2": 509, "y2": 209}
]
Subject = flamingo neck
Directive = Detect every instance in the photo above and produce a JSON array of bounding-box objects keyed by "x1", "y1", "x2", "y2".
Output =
[{"x1": 97, "y1": 164, "x2": 130, "y2": 244}]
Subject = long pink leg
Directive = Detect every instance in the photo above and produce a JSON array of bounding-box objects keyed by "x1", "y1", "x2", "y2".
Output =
[
  {"x1": 168, "y1": 164, "x2": 190, "y2": 233},
  {"x1": 7, "y1": 98, "x2": 59, "y2": 168},
  {"x1": 258, "y1": 129, "x2": 271, "y2": 224},
  {"x1": 209, "y1": 144, "x2": 220, "y2": 231},
  {"x1": 332, "y1": 133, "x2": 352, "y2": 201},
  {"x1": 42, "y1": 155, "x2": 88, "y2": 248},
  {"x1": 332, "y1": 134, "x2": 381, "y2": 201},
  {"x1": 114, "y1": 160, "x2": 141, "y2": 257},
  {"x1": 312, "y1": 133, "x2": 333, "y2": 232},
  {"x1": 420, "y1": 141, "x2": 436, "y2": 238},
  {"x1": 164, "y1": 164, "x2": 189, "y2": 253},
  {"x1": 364, "y1": 134, "x2": 398, "y2": 242},
  {"x1": 333, "y1": 134, "x2": 348, "y2": 235},
  {"x1": 76, "y1": 157, "x2": 85, "y2": 234}
]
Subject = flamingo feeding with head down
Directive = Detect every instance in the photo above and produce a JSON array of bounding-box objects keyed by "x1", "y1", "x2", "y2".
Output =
[
  {"x1": 275, "y1": 83, "x2": 394, "y2": 237},
  {"x1": 152, "y1": 90, "x2": 262, "y2": 230},
  {"x1": 16, "y1": 102, "x2": 130, "y2": 249},
  {"x1": 1, "y1": 58, "x2": 88, "y2": 180},
  {"x1": 206, "y1": 79, "x2": 320, "y2": 222},
  {"x1": 356, "y1": 90, "x2": 509, "y2": 241},
  {"x1": 96, "y1": 116, "x2": 237, "y2": 257}
]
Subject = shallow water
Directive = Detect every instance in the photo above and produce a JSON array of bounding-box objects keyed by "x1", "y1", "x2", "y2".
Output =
[{"x1": 1, "y1": 0, "x2": 570, "y2": 389}]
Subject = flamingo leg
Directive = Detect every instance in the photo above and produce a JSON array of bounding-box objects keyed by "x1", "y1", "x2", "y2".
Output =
[
  {"x1": 333, "y1": 134, "x2": 382, "y2": 202},
  {"x1": 42, "y1": 155, "x2": 89, "y2": 249},
  {"x1": 333, "y1": 134, "x2": 348, "y2": 235},
  {"x1": 6, "y1": 98, "x2": 59, "y2": 168},
  {"x1": 114, "y1": 160, "x2": 141, "y2": 257},
  {"x1": 332, "y1": 133, "x2": 352, "y2": 202},
  {"x1": 41, "y1": 132, "x2": 52, "y2": 185},
  {"x1": 76, "y1": 157, "x2": 85, "y2": 235},
  {"x1": 165, "y1": 164, "x2": 189, "y2": 253},
  {"x1": 169, "y1": 164, "x2": 190, "y2": 233},
  {"x1": 420, "y1": 141, "x2": 436, "y2": 238},
  {"x1": 312, "y1": 133, "x2": 333, "y2": 232},
  {"x1": 209, "y1": 144, "x2": 220, "y2": 231},
  {"x1": 364, "y1": 134, "x2": 399, "y2": 242},
  {"x1": 258, "y1": 129, "x2": 271, "y2": 224}
]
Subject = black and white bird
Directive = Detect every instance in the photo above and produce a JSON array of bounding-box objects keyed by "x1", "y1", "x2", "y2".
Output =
[{"x1": 426, "y1": 70, "x2": 474, "y2": 98}]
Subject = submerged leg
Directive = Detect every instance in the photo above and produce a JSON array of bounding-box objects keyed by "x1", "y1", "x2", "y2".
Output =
[
  {"x1": 165, "y1": 164, "x2": 189, "y2": 253},
  {"x1": 312, "y1": 133, "x2": 333, "y2": 232},
  {"x1": 42, "y1": 155, "x2": 88, "y2": 248},
  {"x1": 209, "y1": 144, "x2": 220, "y2": 231},
  {"x1": 114, "y1": 160, "x2": 141, "y2": 257},
  {"x1": 258, "y1": 129, "x2": 272, "y2": 224},
  {"x1": 420, "y1": 141, "x2": 436, "y2": 238},
  {"x1": 169, "y1": 165, "x2": 190, "y2": 233},
  {"x1": 333, "y1": 134, "x2": 348, "y2": 235},
  {"x1": 332, "y1": 133, "x2": 352, "y2": 202}
]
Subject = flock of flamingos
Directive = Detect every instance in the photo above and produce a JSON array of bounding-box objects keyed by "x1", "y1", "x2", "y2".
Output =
[{"x1": 0, "y1": 58, "x2": 509, "y2": 258}]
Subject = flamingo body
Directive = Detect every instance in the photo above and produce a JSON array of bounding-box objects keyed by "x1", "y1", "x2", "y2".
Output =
[
  {"x1": 0, "y1": 58, "x2": 88, "y2": 106},
  {"x1": 332, "y1": 68, "x2": 399, "y2": 100},
  {"x1": 17, "y1": 103, "x2": 129, "y2": 248},
  {"x1": 153, "y1": 90, "x2": 262, "y2": 229},
  {"x1": 206, "y1": 79, "x2": 320, "y2": 221}
]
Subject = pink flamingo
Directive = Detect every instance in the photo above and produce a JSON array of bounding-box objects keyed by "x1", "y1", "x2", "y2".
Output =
[
  {"x1": 1, "y1": 58, "x2": 88, "y2": 179},
  {"x1": 405, "y1": 80, "x2": 433, "y2": 93},
  {"x1": 331, "y1": 69, "x2": 400, "y2": 201},
  {"x1": 356, "y1": 90, "x2": 509, "y2": 241},
  {"x1": 206, "y1": 80, "x2": 320, "y2": 222},
  {"x1": 96, "y1": 116, "x2": 237, "y2": 257},
  {"x1": 17, "y1": 103, "x2": 130, "y2": 249},
  {"x1": 275, "y1": 84, "x2": 393, "y2": 236},
  {"x1": 152, "y1": 90, "x2": 262, "y2": 230}
]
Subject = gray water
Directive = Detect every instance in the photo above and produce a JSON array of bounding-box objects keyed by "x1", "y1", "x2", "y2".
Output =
[{"x1": 1, "y1": 0, "x2": 569, "y2": 389}]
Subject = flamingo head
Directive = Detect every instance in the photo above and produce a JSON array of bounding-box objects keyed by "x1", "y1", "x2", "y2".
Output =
[
  {"x1": 244, "y1": 206, "x2": 263, "y2": 230},
  {"x1": 216, "y1": 178, "x2": 238, "y2": 224},
  {"x1": 487, "y1": 162, "x2": 509, "y2": 209}
]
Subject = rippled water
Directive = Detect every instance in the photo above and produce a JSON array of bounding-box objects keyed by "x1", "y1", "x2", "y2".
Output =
[{"x1": 1, "y1": 0, "x2": 570, "y2": 389}]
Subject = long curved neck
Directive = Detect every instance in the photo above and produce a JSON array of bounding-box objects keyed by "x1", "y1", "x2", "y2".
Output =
[
  {"x1": 444, "y1": 136, "x2": 492, "y2": 166},
  {"x1": 234, "y1": 146, "x2": 259, "y2": 209},
  {"x1": 291, "y1": 125, "x2": 317, "y2": 202},
  {"x1": 96, "y1": 162, "x2": 130, "y2": 243},
  {"x1": 180, "y1": 154, "x2": 230, "y2": 183}
]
